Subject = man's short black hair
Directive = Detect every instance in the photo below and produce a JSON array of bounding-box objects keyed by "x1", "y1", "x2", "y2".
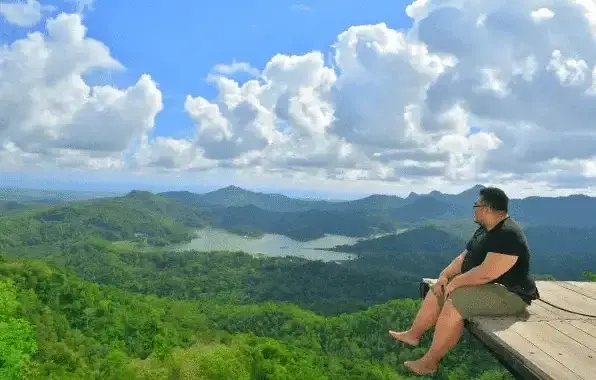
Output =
[{"x1": 479, "y1": 187, "x2": 509, "y2": 212}]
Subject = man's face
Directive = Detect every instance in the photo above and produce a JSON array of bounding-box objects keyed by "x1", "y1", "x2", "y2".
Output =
[{"x1": 473, "y1": 196, "x2": 488, "y2": 224}]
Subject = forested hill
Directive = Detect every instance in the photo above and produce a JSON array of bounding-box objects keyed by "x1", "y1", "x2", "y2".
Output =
[
  {"x1": 0, "y1": 185, "x2": 595, "y2": 379},
  {"x1": 0, "y1": 190, "x2": 197, "y2": 250},
  {"x1": 330, "y1": 225, "x2": 596, "y2": 281},
  {"x1": 6, "y1": 185, "x2": 596, "y2": 242},
  {"x1": 1, "y1": 254, "x2": 523, "y2": 380},
  {"x1": 333, "y1": 226, "x2": 465, "y2": 255},
  {"x1": 0, "y1": 189, "x2": 397, "y2": 244},
  {"x1": 160, "y1": 184, "x2": 596, "y2": 228}
]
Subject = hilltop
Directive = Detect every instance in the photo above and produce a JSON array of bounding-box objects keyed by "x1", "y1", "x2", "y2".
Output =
[
  {"x1": 8, "y1": 183, "x2": 596, "y2": 230},
  {"x1": 159, "y1": 184, "x2": 484, "y2": 213},
  {"x1": 158, "y1": 184, "x2": 596, "y2": 228},
  {"x1": 160, "y1": 185, "x2": 333, "y2": 212}
]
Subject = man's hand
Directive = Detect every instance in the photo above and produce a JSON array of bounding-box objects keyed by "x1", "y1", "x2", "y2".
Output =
[
  {"x1": 444, "y1": 281, "x2": 459, "y2": 298},
  {"x1": 430, "y1": 276, "x2": 449, "y2": 297}
]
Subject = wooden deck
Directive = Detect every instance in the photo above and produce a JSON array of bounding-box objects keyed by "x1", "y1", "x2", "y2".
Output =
[{"x1": 420, "y1": 279, "x2": 596, "y2": 380}]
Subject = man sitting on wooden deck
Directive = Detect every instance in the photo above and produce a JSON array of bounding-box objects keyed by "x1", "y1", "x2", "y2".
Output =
[{"x1": 389, "y1": 187, "x2": 540, "y2": 376}]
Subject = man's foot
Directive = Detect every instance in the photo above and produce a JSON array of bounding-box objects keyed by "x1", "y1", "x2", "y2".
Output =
[
  {"x1": 404, "y1": 358, "x2": 438, "y2": 375},
  {"x1": 388, "y1": 330, "x2": 419, "y2": 346}
]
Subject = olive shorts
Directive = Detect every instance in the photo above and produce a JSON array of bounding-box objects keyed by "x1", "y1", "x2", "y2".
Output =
[{"x1": 429, "y1": 280, "x2": 528, "y2": 319}]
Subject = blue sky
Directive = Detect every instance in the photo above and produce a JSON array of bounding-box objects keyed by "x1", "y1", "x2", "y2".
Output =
[
  {"x1": 1, "y1": 0, "x2": 414, "y2": 139},
  {"x1": 0, "y1": 0, "x2": 418, "y2": 197},
  {"x1": 2, "y1": 0, "x2": 594, "y2": 199},
  {"x1": 81, "y1": 0, "x2": 414, "y2": 139}
]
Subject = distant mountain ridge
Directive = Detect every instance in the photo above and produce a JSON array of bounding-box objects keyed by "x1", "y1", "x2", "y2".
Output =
[
  {"x1": 2, "y1": 184, "x2": 594, "y2": 281},
  {"x1": 159, "y1": 184, "x2": 596, "y2": 228},
  {"x1": 159, "y1": 186, "x2": 333, "y2": 212},
  {"x1": 158, "y1": 184, "x2": 484, "y2": 212},
  {"x1": 0, "y1": 187, "x2": 123, "y2": 205}
]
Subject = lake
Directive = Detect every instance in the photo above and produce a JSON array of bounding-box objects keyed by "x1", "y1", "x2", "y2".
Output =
[{"x1": 172, "y1": 228, "x2": 365, "y2": 262}]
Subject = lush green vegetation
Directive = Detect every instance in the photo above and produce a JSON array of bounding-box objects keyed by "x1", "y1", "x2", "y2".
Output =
[
  {"x1": 1, "y1": 255, "x2": 519, "y2": 380},
  {"x1": 0, "y1": 189, "x2": 397, "y2": 245},
  {"x1": 160, "y1": 184, "x2": 596, "y2": 229},
  {"x1": 1, "y1": 185, "x2": 595, "y2": 379},
  {"x1": 5, "y1": 233, "x2": 423, "y2": 316},
  {"x1": 0, "y1": 200, "x2": 30, "y2": 215},
  {"x1": 0, "y1": 191, "x2": 198, "y2": 252}
]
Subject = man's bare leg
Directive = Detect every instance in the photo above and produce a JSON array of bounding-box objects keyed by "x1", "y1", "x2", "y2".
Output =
[
  {"x1": 389, "y1": 290, "x2": 441, "y2": 346},
  {"x1": 404, "y1": 299, "x2": 464, "y2": 375}
]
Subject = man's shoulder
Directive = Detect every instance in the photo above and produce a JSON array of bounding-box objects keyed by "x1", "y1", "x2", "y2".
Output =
[
  {"x1": 469, "y1": 225, "x2": 486, "y2": 240},
  {"x1": 474, "y1": 224, "x2": 487, "y2": 234},
  {"x1": 494, "y1": 217, "x2": 528, "y2": 243},
  {"x1": 500, "y1": 217, "x2": 524, "y2": 233}
]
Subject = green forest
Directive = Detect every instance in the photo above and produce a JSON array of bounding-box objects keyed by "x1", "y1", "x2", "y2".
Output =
[{"x1": 0, "y1": 188, "x2": 594, "y2": 379}]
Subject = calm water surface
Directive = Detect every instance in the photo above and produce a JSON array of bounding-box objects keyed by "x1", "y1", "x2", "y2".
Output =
[{"x1": 172, "y1": 228, "x2": 367, "y2": 261}]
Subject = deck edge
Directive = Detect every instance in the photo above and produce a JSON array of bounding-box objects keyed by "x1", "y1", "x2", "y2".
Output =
[{"x1": 466, "y1": 320, "x2": 554, "y2": 380}]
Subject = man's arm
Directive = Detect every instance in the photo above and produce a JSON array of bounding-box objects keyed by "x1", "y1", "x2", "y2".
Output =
[
  {"x1": 448, "y1": 253, "x2": 517, "y2": 288},
  {"x1": 448, "y1": 230, "x2": 521, "y2": 290},
  {"x1": 439, "y1": 250, "x2": 467, "y2": 280}
]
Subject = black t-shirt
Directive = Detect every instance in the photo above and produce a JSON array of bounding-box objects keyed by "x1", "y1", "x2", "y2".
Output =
[{"x1": 462, "y1": 217, "x2": 539, "y2": 304}]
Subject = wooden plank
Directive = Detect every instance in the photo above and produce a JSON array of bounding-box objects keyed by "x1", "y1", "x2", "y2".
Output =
[
  {"x1": 469, "y1": 319, "x2": 584, "y2": 380},
  {"x1": 547, "y1": 320, "x2": 596, "y2": 352},
  {"x1": 536, "y1": 281, "x2": 596, "y2": 316},
  {"x1": 508, "y1": 320, "x2": 595, "y2": 380},
  {"x1": 551, "y1": 282, "x2": 596, "y2": 302},
  {"x1": 567, "y1": 320, "x2": 596, "y2": 340},
  {"x1": 565, "y1": 281, "x2": 596, "y2": 294},
  {"x1": 526, "y1": 301, "x2": 566, "y2": 320},
  {"x1": 580, "y1": 319, "x2": 596, "y2": 327},
  {"x1": 529, "y1": 298, "x2": 593, "y2": 321}
]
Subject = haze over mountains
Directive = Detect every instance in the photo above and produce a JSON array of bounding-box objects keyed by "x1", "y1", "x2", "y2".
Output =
[
  {"x1": 2, "y1": 182, "x2": 594, "y2": 282},
  {"x1": 159, "y1": 184, "x2": 484, "y2": 212},
  {"x1": 0, "y1": 187, "x2": 124, "y2": 214},
  {"x1": 158, "y1": 183, "x2": 596, "y2": 228},
  {"x1": 148, "y1": 184, "x2": 596, "y2": 280},
  {"x1": 5, "y1": 183, "x2": 596, "y2": 231}
]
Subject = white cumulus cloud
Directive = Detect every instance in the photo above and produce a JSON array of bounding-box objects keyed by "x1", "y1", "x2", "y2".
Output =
[
  {"x1": 3, "y1": 0, "x2": 596, "y2": 194},
  {"x1": 0, "y1": 12, "x2": 163, "y2": 171},
  {"x1": 0, "y1": 0, "x2": 55, "y2": 26}
]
